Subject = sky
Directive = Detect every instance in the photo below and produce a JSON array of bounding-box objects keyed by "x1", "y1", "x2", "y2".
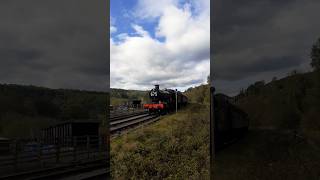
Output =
[
  {"x1": 212, "y1": 0, "x2": 320, "y2": 95},
  {"x1": 0, "y1": 0, "x2": 108, "y2": 92},
  {"x1": 110, "y1": 0, "x2": 210, "y2": 91},
  {"x1": 2, "y1": 0, "x2": 320, "y2": 95}
]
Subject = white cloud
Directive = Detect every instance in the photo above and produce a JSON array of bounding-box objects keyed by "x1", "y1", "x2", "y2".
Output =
[
  {"x1": 111, "y1": 0, "x2": 210, "y2": 90},
  {"x1": 131, "y1": 24, "x2": 150, "y2": 37},
  {"x1": 134, "y1": 0, "x2": 179, "y2": 19},
  {"x1": 110, "y1": 26, "x2": 117, "y2": 33}
]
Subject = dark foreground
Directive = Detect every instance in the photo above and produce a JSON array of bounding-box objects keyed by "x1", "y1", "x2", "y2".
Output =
[{"x1": 214, "y1": 129, "x2": 320, "y2": 180}]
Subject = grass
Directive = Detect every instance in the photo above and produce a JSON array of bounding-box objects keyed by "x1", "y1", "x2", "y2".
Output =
[
  {"x1": 110, "y1": 104, "x2": 210, "y2": 180},
  {"x1": 214, "y1": 129, "x2": 320, "y2": 180}
]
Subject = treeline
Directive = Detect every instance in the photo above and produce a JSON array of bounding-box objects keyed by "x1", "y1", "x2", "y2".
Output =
[
  {"x1": 110, "y1": 84, "x2": 211, "y2": 106},
  {"x1": 237, "y1": 70, "x2": 317, "y2": 99},
  {"x1": 0, "y1": 84, "x2": 108, "y2": 138},
  {"x1": 110, "y1": 88, "x2": 148, "y2": 105},
  {"x1": 184, "y1": 84, "x2": 210, "y2": 105},
  {"x1": 0, "y1": 84, "x2": 108, "y2": 120},
  {"x1": 234, "y1": 71, "x2": 320, "y2": 136}
]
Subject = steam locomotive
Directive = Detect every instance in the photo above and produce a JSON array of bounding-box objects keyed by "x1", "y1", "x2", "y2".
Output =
[
  {"x1": 144, "y1": 85, "x2": 188, "y2": 113},
  {"x1": 214, "y1": 93, "x2": 249, "y2": 150}
]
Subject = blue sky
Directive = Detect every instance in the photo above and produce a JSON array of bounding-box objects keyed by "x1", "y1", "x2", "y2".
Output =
[
  {"x1": 110, "y1": 0, "x2": 210, "y2": 91},
  {"x1": 110, "y1": 0, "x2": 203, "y2": 43},
  {"x1": 111, "y1": 0, "x2": 163, "y2": 42}
]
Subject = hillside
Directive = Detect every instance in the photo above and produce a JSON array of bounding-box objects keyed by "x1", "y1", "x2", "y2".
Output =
[
  {"x1": 235, "y1": 71, "x2": 320, "y2": 140},
  {"x1": 0, "y1": 84, "x2": 108, "y2": 138},
  {"x1": 110, "y1": 83, "x2": 211, "y2": 107},
  {"x1": 184, "y1": 84, "x2": 210, "y2": 105},
  {"x1": 215, "y1": 71, "x2": 320, "y2": 180},
  {"x1": 110, "y1": 82, "x2": 211, "y2": 106},
  {"x1": 110, "y1": 88, "x2": 148, "y2": 106}
]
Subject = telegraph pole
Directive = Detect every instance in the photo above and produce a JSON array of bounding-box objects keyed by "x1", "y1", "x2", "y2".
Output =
[
  {"x1": 210, "y1": 86, "x2": 215, "y2": 179},
  {"x1": 175, "y1": 89, "x2": 177, "y2": 113}
]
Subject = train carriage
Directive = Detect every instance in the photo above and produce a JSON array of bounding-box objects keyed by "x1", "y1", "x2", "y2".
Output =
[{"x1": 214, "y1": 93, "x2": 249, "y2": 149}]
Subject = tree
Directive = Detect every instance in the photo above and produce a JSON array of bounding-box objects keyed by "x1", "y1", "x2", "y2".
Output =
[
  {"x1": 247, "y1": 80, "x2": 265, "y2": 95},
  {"x1": 272, "y1": 77, "x2": 277, "y2": 82},
  {"x1": 289, "y1": 69, "x2": 299, "y2": 76},
  {"x1": 311, "y1": 38, "x2": 320, "y2": 71}
]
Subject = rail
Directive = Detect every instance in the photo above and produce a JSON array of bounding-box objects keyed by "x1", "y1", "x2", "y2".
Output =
[
  {"x1": 110, "y1": 114, "x2": 159, "y2": 135},
  {"x1": 110, "y1": 110, "x2": 148, "y2": 122}
]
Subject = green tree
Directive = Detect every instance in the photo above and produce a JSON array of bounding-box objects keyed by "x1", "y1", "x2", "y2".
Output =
[{"x1": 311, "y1": 38, "x2": 320, "y2": 71}]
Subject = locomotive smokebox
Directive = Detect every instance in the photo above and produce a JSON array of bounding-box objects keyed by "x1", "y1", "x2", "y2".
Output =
[{"x1": 155, "y1": 85, "x2": 159, "y2": 90}]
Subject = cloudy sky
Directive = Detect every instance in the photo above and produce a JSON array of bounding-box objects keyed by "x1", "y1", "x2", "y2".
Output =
[
  {"x1": 2, "y1": 0, "x2": 319, "y2": 95},
  {"x1": 0, "y1": 0, "x2": 108, "y2": 92},
  {"x1": 110, "y1": 0, "x2": 210, "y2": 91},
  {"x1": 212, "y1": 0, "x2": 320, "y2": 95}
]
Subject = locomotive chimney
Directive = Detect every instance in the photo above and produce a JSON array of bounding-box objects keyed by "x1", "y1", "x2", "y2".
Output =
[{"x1": 155, "y1": 85, "x2": 159, "y2": 90}]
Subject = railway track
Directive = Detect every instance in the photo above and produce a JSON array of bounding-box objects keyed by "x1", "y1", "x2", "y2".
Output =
[
  {"x1": 0, "y1": 159, "x2": 109, "y2": 180},
  {"x1": 110, "y1": 110, "x2": 148, "y2": 122},
  {"x1": 110, "y1": 113, "x2": 159, "y2": 134}
]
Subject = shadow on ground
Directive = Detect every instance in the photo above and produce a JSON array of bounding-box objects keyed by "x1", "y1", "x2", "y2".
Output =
[{"x1": 214, "y1": 129, "x2": 320, "y2": 180}]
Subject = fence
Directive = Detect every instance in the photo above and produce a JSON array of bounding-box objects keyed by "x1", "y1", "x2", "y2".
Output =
[
  {"x1": 0, "y1": 135, "x2": 108, "y2": 175},
  {"x1": 110, "y1": 105, "x2": 145, "y2": 114}
]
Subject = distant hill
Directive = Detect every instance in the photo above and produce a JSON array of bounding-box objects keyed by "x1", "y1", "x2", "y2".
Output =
[
  {"x1": 0, "y1": 84, "x2": 108, "y2": 138},
  {"x1": 234, "y1": 71, "x2": 320, "y2": 140},
  {"x1": 110, "y1": 88, "x2": 148, "y2": 106},
  {"x1": 110, "y1": 84, "x2": 211, "y2": 106}
]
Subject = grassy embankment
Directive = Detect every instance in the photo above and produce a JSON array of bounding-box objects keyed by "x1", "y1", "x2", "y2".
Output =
[
  {"x1": 215, "y1": 71, "x2": 320, "y2": 180},
  {"x1": 111, "y1": 103, "x2": 210, "y2": 179}
]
